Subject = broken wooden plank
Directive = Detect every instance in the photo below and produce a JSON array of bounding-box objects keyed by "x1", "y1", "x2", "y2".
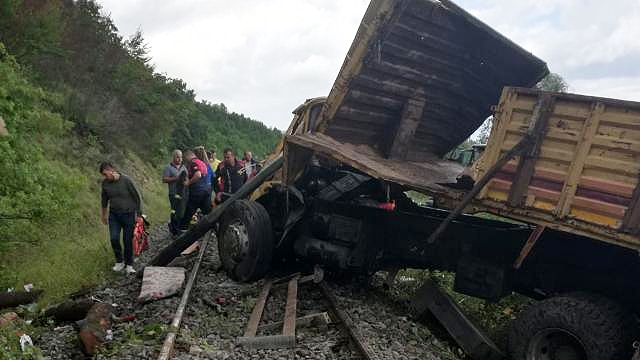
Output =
[
  {"x1": 237, "y1": 334, "x2": 295, "y2": 349},
  {"x1": 513, "y1": 225, "x2": 546, "y2": 269},
  {"x1": 180, "y1": 241, "x2": 200, "y2": 255},
  {"x1": 282, "y1": 276, "x2": 299, "y2": 337},
  {"x1": 243, "y1": 279, "x2": 273, "y2": 338},
  {"x1": 258, "y1": 312, "x2": 331, "y2": 333},
  {"x1": 410, "y1": 279, "x2": 504, "y2": 360}
]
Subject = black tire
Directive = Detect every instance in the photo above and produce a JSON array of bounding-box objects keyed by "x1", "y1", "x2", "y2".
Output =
[
  {"x1": 508, "y1": 292, "x2": 637, "y2": 360},
  {"x1": 218, "y1": 200, "x2": 274, "y2": 282}
]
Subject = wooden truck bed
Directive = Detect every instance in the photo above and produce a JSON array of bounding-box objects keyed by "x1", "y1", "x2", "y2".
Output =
[{"x1": 471, "y1": 87, "x2": 640, "y2": 250}]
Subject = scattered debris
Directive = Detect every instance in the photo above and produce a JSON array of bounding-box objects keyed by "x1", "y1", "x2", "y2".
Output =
[
  {"x1": 410, "y1": 279, "x2": 503, "y2": 360},
  {"x1": 23, "y1": 284, "x2": 33, "y2": 292},
  {"x1": 53, "y1": 325, "x2": 73, "y2": 332},
  {"x1": 0, "y1": 289, "x2": 43, "y2": 309},
  {"x1": 113, "y1": 313, "x2": 136, "y2": 323},
  {"x1": 34, "y1": 216, "x2": 466, "y2": 359},
  {"x1": 180, "y1": 240, "x2": 200, "y2": 255},
  {"x1": 78, "y1": 302, "x2": 113, "y2": 355},
  {"x1": 43, "y1": 298, "x2": 94, "y2": 323},
  {"x1": 137, "y1": 266, "x2": 186, "y2": 303},
  {"x1": 0, "y1": 311, "x2": 18, "y2": 326},
  {"x1": 19, "y1": 333, "x2": 33, "y2": 352}
]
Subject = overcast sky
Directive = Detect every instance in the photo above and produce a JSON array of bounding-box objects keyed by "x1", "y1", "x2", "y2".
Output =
[{"x1": 99, "y1": 0, "x2": 640, "y2": 130}]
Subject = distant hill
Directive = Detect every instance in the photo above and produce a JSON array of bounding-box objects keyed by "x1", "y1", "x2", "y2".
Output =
[{"x1": 0, "y1": 0, "x2": 282, "y2": 161}]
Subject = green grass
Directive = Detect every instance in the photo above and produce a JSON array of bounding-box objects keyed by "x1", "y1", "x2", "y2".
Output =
[
  {"x1": 472, "y1": 212, "x2": 527, "y2": 225},
  {"x1": 0, "y1": 158, "x2": 169, "y2": 306},
  {"x1": 0, "y1": 318, "x2": 45, "y2": 359}
]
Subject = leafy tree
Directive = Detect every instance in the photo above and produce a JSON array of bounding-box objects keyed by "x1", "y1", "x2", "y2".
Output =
[
  {"x1": 536, "y1": 72, "x2": 569, "y2": 92},
  {"x1": 476, "y1": 116, "x2": 493, "y2": 144}
]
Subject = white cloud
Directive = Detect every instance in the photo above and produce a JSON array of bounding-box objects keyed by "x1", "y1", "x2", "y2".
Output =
[
  {"x1": 462, "y1": 0, "x2": 640, "y2": 99},
  {"x1": 99, "y1": 0, "x2": 640, "y2": 129}
]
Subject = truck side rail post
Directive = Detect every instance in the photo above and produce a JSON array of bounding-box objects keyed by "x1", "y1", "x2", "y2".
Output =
[{"x1": 426, "y1": 94, "x2": 554, "y2": 245}]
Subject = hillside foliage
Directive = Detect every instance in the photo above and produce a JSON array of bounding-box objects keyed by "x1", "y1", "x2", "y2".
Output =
[
  {"x1": 0, "y1": 0, "x2": 282, "y2": 161},
  {"x1": 0, "y1": 0, "x2": 283, "y2": 298}
]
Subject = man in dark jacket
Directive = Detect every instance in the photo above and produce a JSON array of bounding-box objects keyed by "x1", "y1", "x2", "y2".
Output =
[
  {"x1": 215, "y1": 148, "x2": 247, "y2": 203},
  {"x1": 100, "y1": 162, "x2": 142, "y2": 274}
]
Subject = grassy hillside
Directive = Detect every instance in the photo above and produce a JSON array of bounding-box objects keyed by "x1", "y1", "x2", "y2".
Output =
[
  {"x1": 0, "y1": 0, "x2": 283, "y2": 304},
  {"x1": 0, "y1": 43, "x2": 168, "y2": 303}
]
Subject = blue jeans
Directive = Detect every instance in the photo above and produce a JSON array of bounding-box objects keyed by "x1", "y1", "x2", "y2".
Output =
[{"x1": 108, "y1": 212, "x2": 135, "y2": 265}]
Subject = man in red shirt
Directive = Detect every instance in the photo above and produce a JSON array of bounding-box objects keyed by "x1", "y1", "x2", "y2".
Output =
[{"x1": 179, "y1": 150, "x2": 211, "y2": 230}]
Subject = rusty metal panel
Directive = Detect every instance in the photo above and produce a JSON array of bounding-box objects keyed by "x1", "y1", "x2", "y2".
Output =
[
  {"x1": 318, "y1": 0, "x2": 548, "y2": 160},
  {"x1": 474, "y1": 87, "x2": 640, "y2": 250}
]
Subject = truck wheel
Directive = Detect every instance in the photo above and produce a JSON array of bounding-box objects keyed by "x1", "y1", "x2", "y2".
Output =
[
  {"x1": 508, "y1": 292, "x2": 636, "y2": 360},
  {"x1": 218, "y1": 200, "x2": 274, "y2": 282}
]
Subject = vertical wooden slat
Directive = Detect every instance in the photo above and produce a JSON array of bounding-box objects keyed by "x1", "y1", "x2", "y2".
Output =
[
  {"x1": 282, "y1": 276, "x2": 299, "y2": 337},
  {"x1": 478, "y1": 88, "x2": 516, "y2": 199},
  {"x1": 426, "y1": 135, "x2": 534, "y2": 245},
  {"x1": 507, "y1": 94, "x2": 556, "y2": 207},
  {"x1": 554, "y1": 102, "x2": 604, "y2": 218},
  {"x1": 387, "y1": 95, "x2": 426, "y2": 159},
  {"x1": 244, "y1": 279, "x2": 273, "y2": 338},
  {"x1": 622, "y1": 175, "x2": 640, "y2": 234}
]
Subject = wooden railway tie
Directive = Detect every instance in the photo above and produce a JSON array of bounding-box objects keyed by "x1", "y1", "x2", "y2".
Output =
[{"x1": 238, "y1": 271, "x2": 324, "y2": 349}]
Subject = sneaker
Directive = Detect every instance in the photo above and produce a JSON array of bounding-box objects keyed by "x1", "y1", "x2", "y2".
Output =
[
  {"x1": 125, "y1": 265, "x2": 136, "y2": 274},
  {"x1": 112, "y1": 263, "x2": 125, "y2": 272}
]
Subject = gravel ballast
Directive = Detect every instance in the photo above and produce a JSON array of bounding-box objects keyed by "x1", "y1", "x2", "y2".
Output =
[{"x1": 36, "y1": 225, "x2": 465, "y2": 360}]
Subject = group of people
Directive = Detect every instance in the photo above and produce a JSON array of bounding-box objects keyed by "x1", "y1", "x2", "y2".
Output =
[
  {"x1": 98, "y1": 147, "x2": 259, "y2": 274},
  {"x1": 162, "y1": 146, "x2": 259, "y2": 236}
]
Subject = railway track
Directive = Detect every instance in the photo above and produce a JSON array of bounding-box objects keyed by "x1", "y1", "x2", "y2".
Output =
[
  {"x1": 164, "y1": 232, "x2": 381, "y2": 360},
  {"x1": 36, "y1": 225, "x2": 461, "y2": 360}
]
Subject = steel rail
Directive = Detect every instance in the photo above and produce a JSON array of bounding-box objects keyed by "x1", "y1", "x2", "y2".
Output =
[
  {"x1": 157, "y1": 233, "x2": 210, "y2": 360},
  {"x1": 318, "y1": 281, "x2": 378, "y2": 360}
]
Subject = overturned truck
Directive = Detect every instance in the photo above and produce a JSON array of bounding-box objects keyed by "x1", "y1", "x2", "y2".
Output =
[{"x1": 156, "y1": 0, "x2": 640, "y2": 359}]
